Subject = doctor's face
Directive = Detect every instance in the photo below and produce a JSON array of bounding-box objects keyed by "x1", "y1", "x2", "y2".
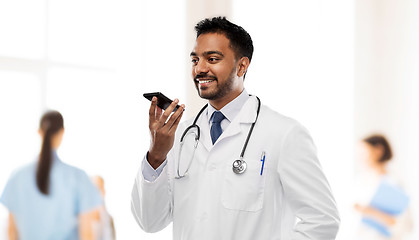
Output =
[{"x1": 190, "y1": 33, "x2": 244, "y2": 107}]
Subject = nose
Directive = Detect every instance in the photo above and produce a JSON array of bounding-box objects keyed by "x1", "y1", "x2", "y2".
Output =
[{"x1": 194, "y1": 59, "x2": 209, "y2": 75}]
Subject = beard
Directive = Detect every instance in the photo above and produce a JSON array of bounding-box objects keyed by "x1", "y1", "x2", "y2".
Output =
[{"x1": 194, "y1": 66, "x2": 237, "y2": 100}]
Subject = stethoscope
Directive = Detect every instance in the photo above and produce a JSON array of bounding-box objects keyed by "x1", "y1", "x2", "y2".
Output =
[{"x1": 175, "y1": 96, "x2": 261, "y2": 179}]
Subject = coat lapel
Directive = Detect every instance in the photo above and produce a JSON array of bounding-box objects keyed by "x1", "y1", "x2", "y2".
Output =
[
  {"x1": 197, "y1": 106, "x2": 213, "y2": 151},
  {"x1": 215, "y1": 96, "x2": 258, "y2": 144}
]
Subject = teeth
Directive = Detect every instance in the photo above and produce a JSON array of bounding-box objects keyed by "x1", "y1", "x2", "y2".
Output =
[{"x1": 199, "y1": 80, "x2": 214, "y2": 83}]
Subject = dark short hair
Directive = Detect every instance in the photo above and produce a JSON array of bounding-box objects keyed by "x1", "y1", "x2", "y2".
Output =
[
  {"x1": 363, "y1": 134, "x2": 393, "y2": 163},
  {"x1": 195, "y1": 16, "x2": 254, "y2": 63}
]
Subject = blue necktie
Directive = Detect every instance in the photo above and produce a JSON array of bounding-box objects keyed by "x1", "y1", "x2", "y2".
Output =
[{"x1": 210, "y1": 111, "x2": 225, "y2": 144}]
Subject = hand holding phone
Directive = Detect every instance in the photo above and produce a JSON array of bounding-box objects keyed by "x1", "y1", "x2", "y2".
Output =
[
  {"x1": 144, "y1": 92, "x2": 185, "y2": 169},
  {"x1": 143, "y1": 92, "x2": 181, "y2": 112}
]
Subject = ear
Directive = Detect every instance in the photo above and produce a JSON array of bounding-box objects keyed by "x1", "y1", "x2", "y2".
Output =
[
  {"x1": 237, "y1": 57, "x2": 250, "y2": 78},
  {"x1": 374, "y1": 144, "x2": 385, "y2": 159}
]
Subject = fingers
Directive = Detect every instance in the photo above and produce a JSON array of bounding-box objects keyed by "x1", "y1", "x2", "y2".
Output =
[
  {"x1": 158, "y1": 99, "x2": 179, "y2": 126},
  {"x1": 149, "y1": 96, "x2": 157, "y2": 123},
  {"x1": 156, "y1": 104, "x2": 162, "y2": 119},
  {"x1": 165, "y1": 104, "x2": 185, "y2": 131},
  {"x1": 149, "y1": 96, "x2": 163, "y2": 127},
  {"x1": 168, "y1": 107, "x2": 184, "y2": 134},
  {"x1": 149, "y1": 96, "x2": 184, "y2": 133}
]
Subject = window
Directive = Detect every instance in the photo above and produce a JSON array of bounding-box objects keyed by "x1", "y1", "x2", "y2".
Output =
[{"x1": 0, "y1": 0, "x2": 185, "y2": 239}]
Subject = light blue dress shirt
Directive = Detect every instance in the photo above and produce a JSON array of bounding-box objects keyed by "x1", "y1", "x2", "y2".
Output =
[
  {"x1": 0, "y1": 151, "x2": 102, "y2": 240},
  {"x1": 142, "y1": 90, "x2": 250, "y2": 181},
  {"x1": 206, "y1": 89, "x2": 250, "y2": 132}
]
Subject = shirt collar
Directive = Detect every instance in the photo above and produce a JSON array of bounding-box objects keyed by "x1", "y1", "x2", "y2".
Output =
[
  {"x1": 52, "y1": 150, "x2": 61, "y2": 163},
  {"x1": 207, "y1": 89, "x2": 250, "y2": 124}
]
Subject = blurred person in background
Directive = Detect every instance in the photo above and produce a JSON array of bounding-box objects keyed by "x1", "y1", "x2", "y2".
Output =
[
  {"x1": 91, "y1": 176, "x2": 115, "y2": 240},
  {"x1": 0, "y1": 110, "x2": 102, "y2": 240},
  {"x1": 354, "y1": 134, "x2": 413, "y2": 239}
]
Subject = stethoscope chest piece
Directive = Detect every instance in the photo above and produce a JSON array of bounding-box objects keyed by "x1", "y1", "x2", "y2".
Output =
[{"x1": 232, "y1": 159, "x2": 247, "y2": 174}]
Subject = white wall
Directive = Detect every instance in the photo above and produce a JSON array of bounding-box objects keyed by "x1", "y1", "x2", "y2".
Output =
[{"x1": 355, "y1": 0, "x2": 419, "y2": 239}]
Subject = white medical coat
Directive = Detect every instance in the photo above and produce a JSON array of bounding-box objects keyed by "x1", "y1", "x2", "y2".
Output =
[{"x1": 131, "y1": 96, "x2": 340, "y2": 240}]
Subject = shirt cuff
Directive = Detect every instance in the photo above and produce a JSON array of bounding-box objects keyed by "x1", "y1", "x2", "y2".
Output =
[{"x1": 142, "y1": 154, "x2": 167, "y2": 182}]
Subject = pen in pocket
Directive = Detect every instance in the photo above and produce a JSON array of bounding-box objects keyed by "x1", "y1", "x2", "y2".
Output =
[{"x1": 260, "y1": 151, "x2": 266, "y2": 175}]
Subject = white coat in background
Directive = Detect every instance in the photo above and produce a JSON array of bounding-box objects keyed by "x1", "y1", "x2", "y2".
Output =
[{"x1": 132, "y1": 96, "x2": 340, "y2": 240}]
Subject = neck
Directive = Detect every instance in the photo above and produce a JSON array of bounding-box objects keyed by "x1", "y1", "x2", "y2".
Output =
[
  {"x1": 373, "y1": 163, "x2": 387, "y2": 175},
  {"x1": 209, "y1": 89, "x2": 243, "y2": 110}
]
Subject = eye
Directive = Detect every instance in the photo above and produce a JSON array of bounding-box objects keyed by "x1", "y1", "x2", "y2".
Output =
[
  {"x1": 191, "y1": 58, "x2": 198, "y2": 65},
  {"x1": 208, "y1": 57, "x2": 219, "y2": 62}
]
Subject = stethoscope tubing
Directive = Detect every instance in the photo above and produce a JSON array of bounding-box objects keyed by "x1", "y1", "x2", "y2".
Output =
[
  {"x1": 180, "y1": 104, "x2": 207, "y2": 142},
  {"x1": 177, "y1": 95, "x2": 261, "y2": 178},
  {"x1": 239, "y1": 96, "x2": 261, "y2": 159}
]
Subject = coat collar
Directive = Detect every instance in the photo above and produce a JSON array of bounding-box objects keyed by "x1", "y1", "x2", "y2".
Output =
[
  {"x1": 198, "y1": 96, "x2": 259, "y2": 151},
  {"x1": 206, "y1": 89, "x2": 250, "y2": 124}
]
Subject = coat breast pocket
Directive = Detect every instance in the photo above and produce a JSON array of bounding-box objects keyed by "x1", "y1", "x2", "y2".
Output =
[{"x1": 221, "y1": 153, "x2": 268, "y2": 212}]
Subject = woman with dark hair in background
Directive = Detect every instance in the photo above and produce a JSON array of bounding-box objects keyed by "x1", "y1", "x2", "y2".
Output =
[
  {"x1": 0, "y1": 110, "x2": 102, "y2": 240},
  {"x1": 354, "y1": 134, "x2": 413, "y2": 239}
]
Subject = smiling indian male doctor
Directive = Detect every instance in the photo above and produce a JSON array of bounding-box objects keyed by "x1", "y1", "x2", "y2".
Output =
[{"x1": 131, "y1": 16, "x2": 340, "y2": 240}]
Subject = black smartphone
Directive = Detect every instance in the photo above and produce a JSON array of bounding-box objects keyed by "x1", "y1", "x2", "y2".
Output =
[{"x1": 143, "y1": 92, "x2": 180, "y2": 112}]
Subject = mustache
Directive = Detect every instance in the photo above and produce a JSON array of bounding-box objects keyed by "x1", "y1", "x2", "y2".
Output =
[{"x1": 194, "y1": 74, "x2": 217, "y2": 81}]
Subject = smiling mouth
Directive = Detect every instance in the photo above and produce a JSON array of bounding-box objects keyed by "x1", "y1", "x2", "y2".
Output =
[
  {"x1": 194, "y1": 74, "x2": 217, "y2": 84},
  {"x1": 196, "y1": 79, "x2": 215, "y2": 84}
]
